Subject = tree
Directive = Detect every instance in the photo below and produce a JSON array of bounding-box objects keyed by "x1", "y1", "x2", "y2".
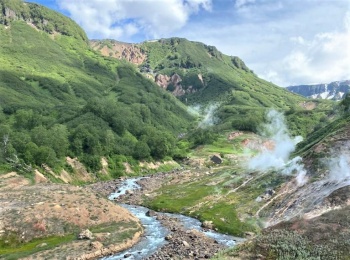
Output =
[{"x1": 133, "y1": 141, "x2": 151, "y2": 160}]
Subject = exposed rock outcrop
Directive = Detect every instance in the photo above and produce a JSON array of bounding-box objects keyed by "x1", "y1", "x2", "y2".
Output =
[
  {"x1": 90, "y1": 40, "x2": 146, "y2": 65},
  {"x1": 155, "y1": 73, "x2": 199, "y2": 96}
]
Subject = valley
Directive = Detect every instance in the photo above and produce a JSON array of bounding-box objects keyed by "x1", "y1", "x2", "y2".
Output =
[{"x1": 1, "y1": 0, "x2": 350, "y2": 259}]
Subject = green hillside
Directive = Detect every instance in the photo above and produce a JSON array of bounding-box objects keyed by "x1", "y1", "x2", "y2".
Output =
[
  {"x1": 0, "y1": 0, "x2": 193, "y2": 177},
  {"x1": 0, "y1": 0, "x2": 334, "y2": 179},
  {"x1": 94, "y1": 38, "x2": 334, "y2": 137}
]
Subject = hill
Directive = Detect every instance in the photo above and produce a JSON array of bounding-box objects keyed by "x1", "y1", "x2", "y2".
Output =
[
  {"x1": 91, "y1": 39, "x2": 334, "y2": 137},
  {"x1": 0, "y1": 0, "x2": 193, "y2": 179},
  {"x1": 287, "y1": 80, "x2": 350, "y2": 100}
]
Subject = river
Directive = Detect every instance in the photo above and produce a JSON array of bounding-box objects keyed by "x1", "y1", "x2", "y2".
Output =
[{"x1": 103, "y1": 178, "x2": 242, "y2": 259}]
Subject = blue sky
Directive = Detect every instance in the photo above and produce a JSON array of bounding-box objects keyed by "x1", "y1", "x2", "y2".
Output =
[{"x1": 26, "y1": 0, "x2": 350, "y2": 87}]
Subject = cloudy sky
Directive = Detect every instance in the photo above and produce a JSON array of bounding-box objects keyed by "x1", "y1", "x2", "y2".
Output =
[{"x1": 28, "y1": 0, "x2": 350, "y2": 87}]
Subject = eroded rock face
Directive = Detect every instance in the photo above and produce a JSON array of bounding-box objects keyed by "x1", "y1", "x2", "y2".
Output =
[
  {"x1": 90, "y1": 40, "x2": 146, "y2": 65},
  {"x1": 155, "y1": 74, "x2": 170, "y2": 89},
  {"x1": 155, "y1": 73, "x2": 199, "y2": 96}
]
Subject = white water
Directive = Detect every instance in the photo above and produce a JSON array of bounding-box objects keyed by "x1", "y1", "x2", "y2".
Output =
[
  {"x1": 104, "y1": 178, "x2": 241, "y2": 259},
  {"x1": 103, "y1": 204, "x2": 168, "y2": 260}
]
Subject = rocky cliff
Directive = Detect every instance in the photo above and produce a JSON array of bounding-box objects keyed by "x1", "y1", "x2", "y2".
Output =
[
  {"x1": 90, "y1": 39, "x2": 205, "y2": 96},
  {"x1": 90, "y1": 40, "x2": 146, "y2": 65},
  {"x1": 287, "y1": 80, "x2": 350, "y2": 100},
  {"x1": 154, "y1": 73, "x2": 201, "y2": 96}
]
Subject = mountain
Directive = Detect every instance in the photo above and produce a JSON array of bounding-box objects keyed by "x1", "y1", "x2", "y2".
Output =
[
  {"x1": 92, "y1": 39, "x2": 334, "y2": 137},
  {"x1": 287, "y1": 80, "x2": 350, "y2": 100},
  {"x1": 0, "y1": 0, "x2": 193, "y2": 178},
  {"x1": 91, "y1": 38, "x2": 302, "y2": 105},
  {"x1": 0, "y1": 0, "x2": 336, "y2": 180}
]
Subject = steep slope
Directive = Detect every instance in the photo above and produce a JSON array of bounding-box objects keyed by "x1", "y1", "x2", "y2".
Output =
[
  {"x1": 0, "y1": 0, "x2": 193, "y2": 177},
  {"x1": 287, "y1": 80, "x2": 350, "y2": 100},
  {"x1": 92, "y1": 39, "x2": 334, "y2": 137},
  {"x1": 92, "y1": 38, "x2": 302, "y2": 105}
]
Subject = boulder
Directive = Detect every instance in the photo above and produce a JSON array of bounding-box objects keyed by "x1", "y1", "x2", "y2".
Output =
[
  {"x1": 78, "y1": 229, "x2": 93, "y2": 240},
  {"x1": 201, "y1": 220, "x2": 214, "y2": 229},
  {"x1": 210, "y1": 155, "x2": 222, "y2": 164},
  {"x1": 145, "y1": 210, "x2": 157, "y2": 217}
]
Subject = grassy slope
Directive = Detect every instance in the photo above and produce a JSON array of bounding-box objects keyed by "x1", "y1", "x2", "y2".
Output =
[
  {"x1": 95, "y1": 38, "x2": 335, "y2": 137},
  {"x1": 0, "y1": 1, "x2": 194, "y2": 176}
]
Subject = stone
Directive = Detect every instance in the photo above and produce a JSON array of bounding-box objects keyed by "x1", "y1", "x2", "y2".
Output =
[
  {"x1": 125, "y1": 190, "x2": 134, "y2": 195},
  {"x1": 182, "y1": 240, "x2": 190, "y2": 247},
  {"x1": 78, "y1": 229, "x2": 94, "y2": 240},
  {"x1": 145, "y1": 210, "x2": 157, "y2": 217},
  {"x1": 201, "y1": 220, "x2": 214, "y2": 229},
  {"x1": 165, "y1": 234, "x2": 173, "y2": 241},
  {"x1": 210, "y1": 155, "x2": 222, "y2": 164}
]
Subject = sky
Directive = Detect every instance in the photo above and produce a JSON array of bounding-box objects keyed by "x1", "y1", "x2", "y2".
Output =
[{"x1": 27, "y1": 0, "x2": 350, "y2": 87}]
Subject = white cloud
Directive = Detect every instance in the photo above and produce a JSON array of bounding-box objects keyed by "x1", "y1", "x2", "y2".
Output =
[
  {"x1": 234, "y1": 0, "x2": 256, "y2": 9},
  {"x1": 57, "y1": 0, "x2": 212, "y2": 40},
  {"x1": 280, "y1": 16, "x2": 350, "y2": 86}
]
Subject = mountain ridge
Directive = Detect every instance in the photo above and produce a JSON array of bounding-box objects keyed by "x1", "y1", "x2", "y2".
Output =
[{"x1": 287, "y1": 80, "x2": 350, "y2": 100}]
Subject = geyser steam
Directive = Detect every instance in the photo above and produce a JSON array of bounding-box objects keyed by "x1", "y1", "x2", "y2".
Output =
[
  {"x1": 188, "y1": 104, "x2": 218, "y2": 128},
  {"x1": 247, "y1": 110, "x2": 307, "y2": 186},
  {"x1": 327, "y1": 152, "x2": 350, "y2": 182}
]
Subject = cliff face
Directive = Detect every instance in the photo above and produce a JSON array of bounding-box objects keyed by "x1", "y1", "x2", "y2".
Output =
[
  {"x1": 287, "y1": 80, "x2": 350, "y2": 100},
  {"x1": 154, "y1": 73, "x2": 200, "y2": 96},
  {"x1": 90, "y1": 40, "x2": 146, "y2": 65},
  {"x1": 90, "y1": 39, "x2": 205, "y2": 96}
]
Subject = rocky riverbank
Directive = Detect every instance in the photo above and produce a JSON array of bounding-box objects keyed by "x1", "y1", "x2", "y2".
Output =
[
  {"x1": 143, "y1": 212, "x2": 225, "y2": 259},
  {"x1": 90, "y1": 170, "x2": 244, "y2": 259}
]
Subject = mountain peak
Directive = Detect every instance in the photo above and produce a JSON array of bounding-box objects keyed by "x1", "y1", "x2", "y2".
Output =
[
  {"x1": 287, "y1": 80, "x2": 350, "y2": 100},
  {"x1": 0, "y1": 0, "x2": 88, "y2": 42}
]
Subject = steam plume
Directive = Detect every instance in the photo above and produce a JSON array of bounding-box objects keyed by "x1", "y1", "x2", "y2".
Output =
[
  {"x1": 188, "y1": 104, "x2": 218, "y2": 128},
  {"x1": 327, "y1": 152, "x2": 350, "y2": 182},
  {"x1": 247, "y1": 110, "x2": 307, "y2": 186}
]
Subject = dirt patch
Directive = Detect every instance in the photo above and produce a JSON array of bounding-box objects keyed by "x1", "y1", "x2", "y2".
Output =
[
  {"x1": 300, "y1": 101, "x2": 316, "y2": 110},
  {"x1": 65, "y1": 157, "x2": 93, "y2": 182},
  {"x1": 123, "y1": 162, "x2": 134, "y2": 174},
  {"x1": 0, "y1": 173, "x2": 142, "y2": 259}
]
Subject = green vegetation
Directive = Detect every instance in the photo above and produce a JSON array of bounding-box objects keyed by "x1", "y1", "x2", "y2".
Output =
[
  {"x1": 0, "y1": 1, "x2": 193, "y2": 176},
  {"x1": 143, "y1": 167, "x2": 263, "y2": 236},
  {"x1": 0, "y1": 0, "x2": 333, "y2": 178},
  {"x1": 96, "y1": 37, "x2": 334, "y2": 137},
  {"x1": 0, "y1": 233, "x2": 75, "y2": 259}
]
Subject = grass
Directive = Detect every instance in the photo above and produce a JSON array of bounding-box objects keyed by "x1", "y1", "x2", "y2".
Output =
[
  {"x1": 0, "y1": 234, "x2": 75, "y2": 260},
  {"x1": 90, "y1": 221, "x2": 142, "y2": 245},
  {"x1": 0, "y1": 3, "x2": 194, "y2": 174},
  {"x1": 0, "y1": 220, "x2": 142, "y2": 259},
  {"x1": 144, "y1": 167, "x2": 260, "y2": 236}
]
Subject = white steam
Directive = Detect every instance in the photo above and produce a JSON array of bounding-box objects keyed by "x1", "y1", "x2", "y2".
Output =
[
  {"x1": 188, "y1": 104, "x2": 218, "y2": 128},
  {"x1": 327, "y1": 153, "x2": 350, "y2": 182},
  {"x1": 247, "y1": 110, "x2": 307, "y2": 186}
]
